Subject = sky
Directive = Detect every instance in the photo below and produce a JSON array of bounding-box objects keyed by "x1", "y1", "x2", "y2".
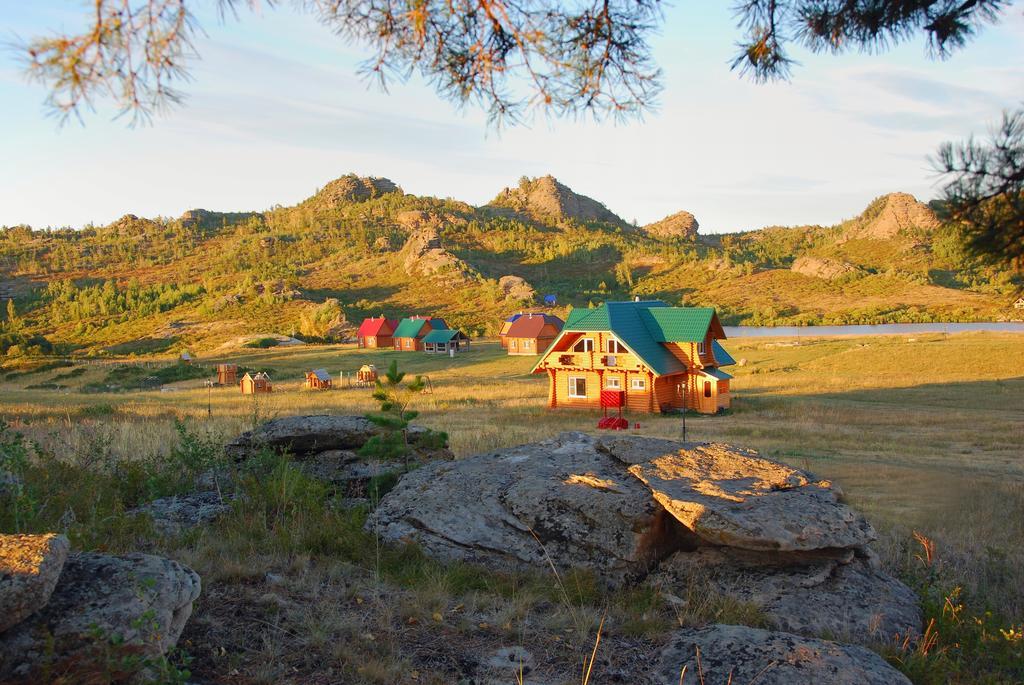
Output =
[{"x1": 1, "y1": 2, "x2": 1022, "y2": 233}]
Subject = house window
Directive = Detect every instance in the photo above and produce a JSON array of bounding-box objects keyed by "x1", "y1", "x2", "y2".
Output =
[
  {"x1": 704, "y1": 381, "x2": 712, "y2": 397},
  {"x1": 510, "y1": 340, "x2": 517, "y2": 349},
  {"x1": 606, "y1": 377, "x2": 621, "y2": 389},
  {"x1": 697, "y1": 341, "x2": 705, "y2": 355},
  {"x1": 607, "y1": 338, "x2": 625, "y2": 354},
  {"x1": 605, "y1": 355, "x2": 617, "y2": 367},
  {"x1": 524, "y1": 340, "x2": 531, "y2": 348},
  {"x1": 631, "y1": 378, "x2": 646, "y2": 391},
  {"x1": 368, "y1": 337, "x2": 375, "y2": 345},
  {"x1": 405, "y1": 339, "x2": 412, "y2": 348},
  {"x1": 568, "y1": 376, "x2": 587, "y2": 398},
  {"x1": 572, "y1": 338, "x2": 594, "y2": 352}
]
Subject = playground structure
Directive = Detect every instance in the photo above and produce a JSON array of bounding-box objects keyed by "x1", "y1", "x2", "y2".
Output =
[{"x1": 355, "y1": 364, "x2": 378, "y2": 387}]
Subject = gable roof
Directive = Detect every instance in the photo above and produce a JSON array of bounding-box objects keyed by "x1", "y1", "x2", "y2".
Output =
[
  {"x1": 308, "y1": 368, "x2": 331, "y2": 381},
  {"x1": 505, "y1": 313, "x2": 564, "y2": 339},
  {"x1": 358, "y1": 317, "x2": 397, "y2": 337},
  {"x1": 393, "y1": 317, "x2": 448, "y2": 338},
  {"x1": 712, "y1": 340, "x2": 736, "y2": 366},
  {"x1": 537, "y1": 300, "x2": 726, "y2": 377},
  {"x1": 423, "y1": 329, "x2": 467, "y2": 344}
]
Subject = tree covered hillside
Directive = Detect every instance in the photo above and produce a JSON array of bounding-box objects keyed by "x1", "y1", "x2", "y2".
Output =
[{"x1": 0, "y1": 174, "x2": 1019, "y2": 356}]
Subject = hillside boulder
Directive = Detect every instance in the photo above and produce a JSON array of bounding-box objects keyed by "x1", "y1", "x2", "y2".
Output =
[
  {"x1": 852, "y1": 192, "x2": 940, "y2": 240},
  {"x1": 655, "y1": 624, "x2": 911, "y2": 685},
  {"x1": 402, "y1": 225, "x2": 475, "y2": 279},
  {"x1": 0, "y1": 552, "x2": 201, "y2": 682},
  {"x1": 305, "y1": 174, "x2": 402, "y2": 210},
  {"x1": 791, "y1": 256, "x2": 863, "y2": 280},
  {"x1": 0, "y1": 533, "x2": 70, "y2": 632},
  {"x1": 643, "y1": 211, "x2": 699, "y2": 240},
  {"x1": 488, "y1": 175, "x2": 628, "y2": 226},
  {"x1": 128, "y1": 491, "x2": 232, "y2": 536},
  {"x1": 498, "y1": 275, "x2": 536, "y2": 302}
]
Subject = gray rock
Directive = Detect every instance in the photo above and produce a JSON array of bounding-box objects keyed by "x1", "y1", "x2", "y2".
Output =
[
  {"x1": 655, "y1": 624, "x2": 911, "y2": 685},
  {"x1": 651, "y1": 546, "x2": 921, "y2": 645},
  {"x1": 0, "y1": 552, "x2": 201, "y2": 681},
  {"x1": 224, "y1": 415, "x2": 447, "y2": 460},
  {"x1": 128, "y1": 491, "x2": 231, "y2": 536},
  {"x1": 367, "y1": 432, "x2": 693, "y2": 585},
  {"x1": 0, "y1": 533, "x2": 70, "y2": 632},
  {"x1": 625, "y1": 442, "x2": 876, "y2": 551}
]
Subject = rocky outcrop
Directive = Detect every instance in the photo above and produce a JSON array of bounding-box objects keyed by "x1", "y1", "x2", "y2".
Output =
[
  {"x1": 626, "y1": 442, "x2": 876, "y2": 552},
  {"x1": 498, "y1": 275, "x2": 536, "y2": 302},
  {"x1": 791, "y1": 256, "x2": 863, "y2": 280},
  {"x1": 367, "y1": 432, "x2": 691, "y2": 585},
  {"x1": 0, "y1": 533, "x2": 70, "y2": 632},
  {"x1": 655, "y1": 624, "x2": 911, "y2": 685},
  {"x1": 0, "y1": 552, "x2": 201, "y2": 682},
  {"x1": 850, "y1": 192, "x2": 940, "y2": 240},
  {"x1": 401, "y1": 225, "x2": 474, "y2": 279},
  {"x1": 643, "y1": 211, "x2": 699, "y2": 240},
  {"x1": 128, "y1": 491, "x2": 232, "y2": 536},
  {"x1": 225, "y1": 415, "x2": 448, "y2": 461},
  {"x1": 650, "y1": 546, "x2": 921, "y2": 644},
  {"x1": 487, "y1": 175, "x2": 628, "y2": 227},
  {"x1": 305, "y1": 174, "x2": 402, "y2": 209}
]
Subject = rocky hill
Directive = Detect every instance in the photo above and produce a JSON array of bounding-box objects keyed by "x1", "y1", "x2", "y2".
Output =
[{"x1": 0, "y1": 176, "x2": 1017, "y2": 354}]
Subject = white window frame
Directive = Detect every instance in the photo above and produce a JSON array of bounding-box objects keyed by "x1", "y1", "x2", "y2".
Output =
[
  {"x1": 605, "y1": 377, "x2": 621, "y2": 390},
  {"x1": 630, "y1": 377, "x2": 647, "y2": 391},
  {"x1": 568, "y1": 376, "x2": 587, "y2": 398},
  {"x1": 510, "y1": 339, "x2": 517, "y2": 349},
  {"x1": 405, "y1": 339, "x2": 412, "y2": 348},
  {"x1": 606, "y1": 338, "x2": 625, "y2": 354},
  {"x1": 697, "y1": 341, "x2": 706, "y2": 355},
  {"x1": 572, "y1": 338, "x2": 594, "y2": 353},
  {"x1": 523, "y1": 340, "x2": 531, "y2": 348}
]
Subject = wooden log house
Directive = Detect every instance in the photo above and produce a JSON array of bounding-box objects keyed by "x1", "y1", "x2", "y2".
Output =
[
  {"x1": 422, "y1": 329, "x2": 470, "y2": 354},
  {"x1": 357, "y1": 316, "x2": 398, "y2": 348},
  {"x1": 392, "y1": 316, "x2": 449, "y2": 351},
  {"x1": 532, "y1": 300, "x2": 734, "y2": 414},
  {"x1": 503, "y1": 313, "x2": 563, "y2": 356}
]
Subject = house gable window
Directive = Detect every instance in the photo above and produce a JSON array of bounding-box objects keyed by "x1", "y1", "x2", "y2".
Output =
[
  {"x1": 631, "y1": 378, "x2": 647, "y2": 391},
  {"x1": 607, "y1": 338, "x2": 625, "y2": 354},
  {"x1": 572, "y1": 338, "x2": 594, "y2": 353},
  {"x1": 697, "y1": 341, "x2": 706, "y2": 355},
  {"x1": 568, "y1": 376, "x2": 587, "y2": 398}
]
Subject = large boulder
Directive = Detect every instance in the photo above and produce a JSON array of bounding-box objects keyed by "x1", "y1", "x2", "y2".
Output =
[
  {"x1": 625, "y1": 442, "x2": 876, "y2": 551},
  {"x1": 0, "y1": 533, "x2": 70, "y2": 632},
  {"x1": 367, "y1": 432, "x2": 694, "y2": 585},
  {"x1": 0, "y1": 552, "x2": 201, "y2": 682},
  {"x1": 224, "y1": 415, "x2": 448, "y2": 460},
  {"x1": 791, "y1": 256, "x2": 863, "y2": 280},
  {"x1": 655, "y1": 624, "x2": 911, "y2": 685},
  {"x1": 650, "y1": 546, "x2": 921, "y2": 645},
  {"x1": 127, "y1": 491, "x2": 232, "y2": 536},
  {"x1": 642, "y1": 210, "x2": 699, "y2": 240}
]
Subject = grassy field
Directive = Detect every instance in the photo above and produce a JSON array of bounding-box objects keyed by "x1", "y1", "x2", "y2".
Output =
[{"x1": 1, "y1": 332, "x2": 1022, "y2": 683}]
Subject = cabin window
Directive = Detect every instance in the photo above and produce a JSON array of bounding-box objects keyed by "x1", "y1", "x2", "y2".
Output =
[
  {"x1": 607, "y1": 338, "x2": 625, "y2": 354},
  {"x1": 631, "y1": 378, "x2": 646, "y2": 391},
  {"x1": 697, "y1": 341, "x2": 705, "y2": 355},
  {"x1": 405, "y1": 339, "x2": 412, "y2": 348},
  {"x1": 368, "y1": 337, "x2": 375, "y2": 345},
  {"x1": 524, "y1": 340, "x2": 531, "y2": 348},
  {"x1": 606, "y1": 377, "x2": 621, "y2": 389},
  {"x1": 704, "y1": 381, "x2": 712, "y2": 397},
  {"x1": 568, "y1": 376, "x2": 587, "y2": 398},
  {"x1": 510, "y1": 340, "x2": 517, "y2": 349},
  {"x1": 572, "y1": 338, "x2": 594, "y2": 353}
]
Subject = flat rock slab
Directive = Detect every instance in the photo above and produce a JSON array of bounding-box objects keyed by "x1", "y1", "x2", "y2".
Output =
[
  {"x1": 652, "y1": 546, "x2": 921, "y2": 645},
  {"x1": 626, "y1": 443, "x2": 876, "y2": 551},
  {"x1": 0, "y1": 533, "x2": 70, "y2": 632},
  {"x1": 0, "y1": 552, "x2": 201, "y2": 682},
  {"x1": 128, "y1": 491, "x2": 232, "y2": 536},
  {"x1": 655, "y1": 624, "x2": 911, "y2": 685},
  {"x1": 225, "y1": 415, "x2": 447, "y2": 460},
  {"x1": 367, "y1": 432, "x2": 692, "y2": 585}
]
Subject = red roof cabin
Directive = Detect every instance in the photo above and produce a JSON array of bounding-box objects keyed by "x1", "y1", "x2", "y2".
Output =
[
  {"x1": 393, "y1": 316, "x2": 449, "y2": 351},
  {"x1": 357, "y1": 316, "x2": 398, "y2": 349},
  {"x1": 504, "y1": 313, "x2": 563, "y2": 356}
]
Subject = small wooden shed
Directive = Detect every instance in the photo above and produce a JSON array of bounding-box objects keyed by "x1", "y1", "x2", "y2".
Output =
[
  {"x1": 217, "y1": 363, "x2": 238, "y2": 385},
  {"x1": 356, "y1": 364, "x2": 378, "y2": 386},
  {"x1": 240, "y1": 371, "x2": 272, "y2": 394},
  {"x1": 304, "y1": 368, "x2": 332, "y2": 390}
]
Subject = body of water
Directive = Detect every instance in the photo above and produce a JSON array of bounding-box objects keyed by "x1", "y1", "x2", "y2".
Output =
[{"x1": 724, "y1": 322, "x2": 1024, "y2": 338}]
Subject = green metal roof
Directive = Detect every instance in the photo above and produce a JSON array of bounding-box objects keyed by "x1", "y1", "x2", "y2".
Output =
[
  {"x1": 422, "y1": 329, "x2": 461, "y2": 344},
  {"x1": 638, "y1": 307, "x2": 716, "y2": 343},
  {"x1": 393, "y1": 318, "x2": 448, "y2": 338},
  {"x1": 712, "y1": 340, "x2": 736, "y2": 366}
]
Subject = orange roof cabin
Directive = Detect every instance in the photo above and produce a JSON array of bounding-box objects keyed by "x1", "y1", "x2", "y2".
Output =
[
  {"x1": 217, "y1": 363, "x2": 238, "y2": 385},
  {"x1": 532, "y1": 301, "x2": 735, "y2": 415},
  {"x1": 240, "y1": 372, "x2": 272, "y2": 394},
  {"x1": 393, "y1": 316, "x2": 448, "y2": 351},
  {"x1": 423, "y1": 329, "x2": 470, "y2": 354},
  {"x1": 498, "y1": 313, "x2": 522, "y2": 348},
  {"x1": 357, "y1": 316, "x2": 398, "y2": 348},
  {"x1": 304, "y1": 368, "x2": 332, "y2": 390},
  {"x1": 504, "y1": 313, "x2": 563, "y2": 356}
]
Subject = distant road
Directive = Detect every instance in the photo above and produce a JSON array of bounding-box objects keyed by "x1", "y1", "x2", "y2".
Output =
[{"x1": 726, "y1": 322, "x2": 1024, "y2": 337}]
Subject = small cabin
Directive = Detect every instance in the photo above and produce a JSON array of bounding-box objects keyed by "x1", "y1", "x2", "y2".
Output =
[
  {"x1": 357, "y1": 316, "x2": 398, "y2": 348},
  {"x1": 217, "y1": 363, "x2": 238, "y2": 385},
  {"x1": 498, "y1": 312, "x2": 523, "y2": 349},
  {"x1": 356, "y1": 364, "x2": 378, "y2": 386},
  {"x1": 304, "y1": 368, "x2": 332, "y2": 390},
  {"x1": 1014, "y1": 297, "x2": 1024, "y2": 310},
  {"x1": 423, "y1": 329, "x2": 470, "y2": 354},
  {"x1": 240, "y1": 371, "x2": 272, "y2": 394},
  {"x1": 504, "y1": 313, "x2": 563, "y2": 356},
  {"x1": 393, "y1": 316, "x2": 449, "y2": 351}
]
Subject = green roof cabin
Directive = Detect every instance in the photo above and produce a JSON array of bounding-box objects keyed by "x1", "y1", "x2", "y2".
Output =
[
  {"x1": 422, "y1": 328, "x2": 471, "y2": 355},
  {"x1": 392, "y1": 316, "x2": 449, "y2": 351},
  {"x1": 532, "y1": 300, "x2": 734, "y2": 414}
]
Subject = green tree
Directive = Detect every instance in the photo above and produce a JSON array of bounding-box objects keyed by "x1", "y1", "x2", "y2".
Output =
[{"x1": 359, "y1": 360, "x2": 427, "y2": 472}]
